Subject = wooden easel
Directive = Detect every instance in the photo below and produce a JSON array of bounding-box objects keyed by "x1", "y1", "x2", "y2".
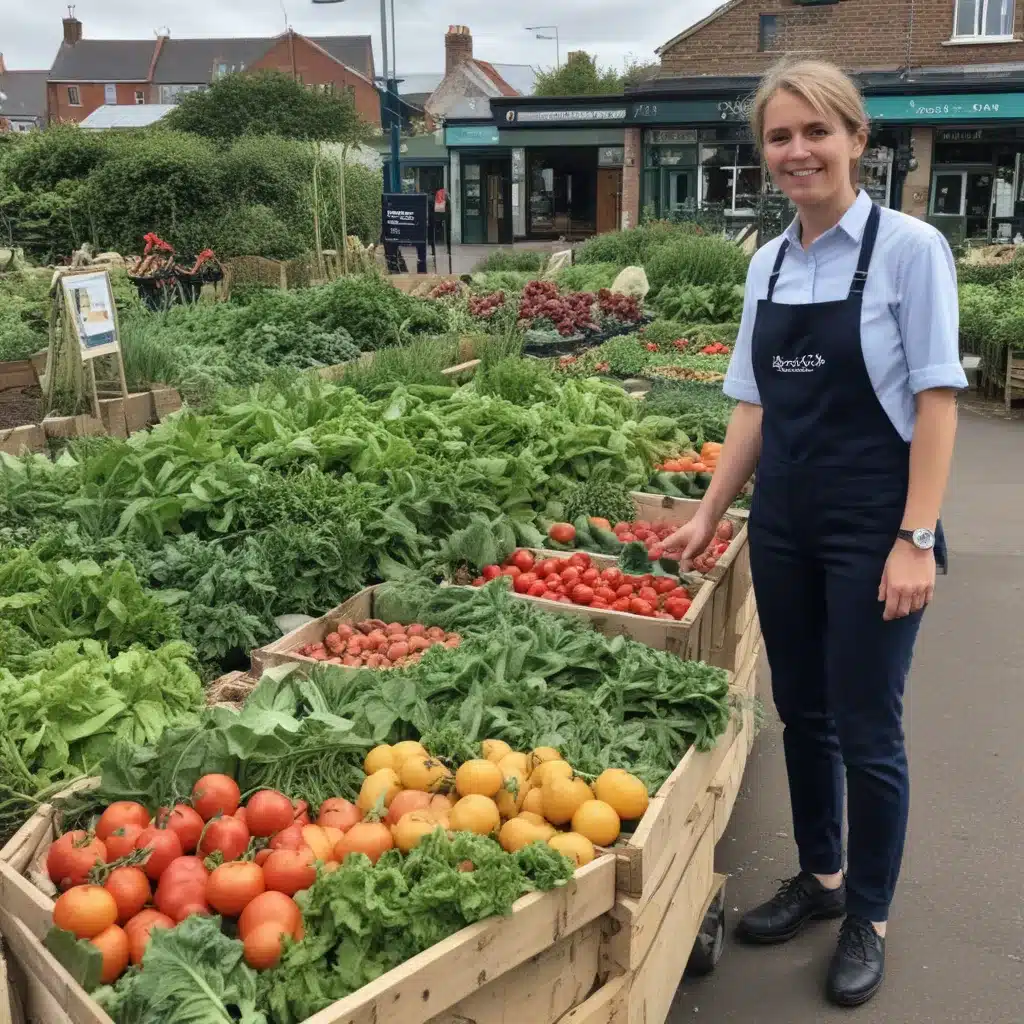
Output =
[{"x1": 46, "y1": 267, "x2": 128, "y2": 419}]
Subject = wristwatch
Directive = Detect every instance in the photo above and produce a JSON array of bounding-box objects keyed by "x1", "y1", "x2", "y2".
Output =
[{"x1": 897, "y1": 527, "x2": 935, "y2": 551}]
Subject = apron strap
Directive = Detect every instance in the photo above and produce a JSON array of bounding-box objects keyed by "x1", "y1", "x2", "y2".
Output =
[
  {"x1": 766, "y1": 239, "x2": 791, "y2": 302},
  {"x1": 849, "y1": 202, "x2": 882, "y2": 296}
]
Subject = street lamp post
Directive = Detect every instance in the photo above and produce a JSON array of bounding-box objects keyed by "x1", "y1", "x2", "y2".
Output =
[
  {"x1": 525, "y1": 25, "x2": 560, "y2": 68},
  {"x1": 313, "y1": 0, "x2": 401, "y2": 194}
]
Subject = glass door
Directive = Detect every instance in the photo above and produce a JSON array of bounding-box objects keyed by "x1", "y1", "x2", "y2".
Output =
[
  {"x1": 964, "y1": 170, "x2": 994, "y2": 238},
  {"x1": 664, "y1": 169, "x2": 697, "y2": 219},
  {"x1": 462, "y1": 162, "x2": 486, "y2": 245}
]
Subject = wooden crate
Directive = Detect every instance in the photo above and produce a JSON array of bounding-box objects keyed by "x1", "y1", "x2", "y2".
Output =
[
  {"x1": 0, "y1": 425, "x2": 46, "y2": 457},
  {"x1": 628, "y1": 492, "x2": 753, "y2": 672},
  {"x1": 509, "y1": 548, "x2": 717, "y2": 662},
  {"x1": 0, "y1": 830, "x2": 616, "y2": 1024}
]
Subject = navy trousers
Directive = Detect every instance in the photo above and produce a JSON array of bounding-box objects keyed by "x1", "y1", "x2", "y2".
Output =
[{"x1": 749, "y1": 466, "x2": 923, "y2": 922}]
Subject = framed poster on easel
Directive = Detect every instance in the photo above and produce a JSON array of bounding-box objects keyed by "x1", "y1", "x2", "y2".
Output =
[{"x1": 50, "y1": 268, "x2": 129, "y2": 420}]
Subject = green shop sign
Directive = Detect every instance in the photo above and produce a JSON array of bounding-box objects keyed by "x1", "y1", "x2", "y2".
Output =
[
  {"x1": 445, "y1": 125, "x2": 500, "y2": 146},
  {"x1": 866, "y1": 94, "x2": 1024, "y2": 121}
]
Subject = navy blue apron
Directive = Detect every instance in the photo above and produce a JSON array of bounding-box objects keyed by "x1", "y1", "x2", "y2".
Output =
[{"x1": 746, "y1": 201, "x2": 939, "y2": 923}]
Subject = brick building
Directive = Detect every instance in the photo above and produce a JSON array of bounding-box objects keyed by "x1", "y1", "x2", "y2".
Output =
[
  {"x1": 46, "y1": 12, "x2": 381, "y2": 128},
  {"x1": 445, "y1": 0, "x2": 1024, "y2": 244}
]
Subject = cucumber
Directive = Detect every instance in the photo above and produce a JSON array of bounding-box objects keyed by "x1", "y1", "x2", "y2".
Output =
[
  {"x1": 672, "y1": 473, "x2": 699, "y2": 498},
  {"x1": 572, "y1": 516, "x2": 595, "y2": 548},
  {"x1": 590, "y1": 524, "x2": 624, "y2": 553},
  {"x1": 512, "y1": 520, "x2": 545, "y2": 549},
  {"x1": 694, "y1": 472, "x2": 713, "y2": 492},
  {"x1": 652, "y1": 472, "x2": 685, "y2": 498}
]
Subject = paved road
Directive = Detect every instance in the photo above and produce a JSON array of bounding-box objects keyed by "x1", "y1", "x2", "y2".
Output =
[{"x1": 669, "y1": 408, "x2": 1024, "y2": 1023}]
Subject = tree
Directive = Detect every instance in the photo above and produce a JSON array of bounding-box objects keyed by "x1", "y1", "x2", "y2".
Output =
[
  {"x1": 533, "y1": 52, "x2": 625, "y2": 97},
  {"x1": 164, "y1": 70, "x2": 370, "y2": 144}
]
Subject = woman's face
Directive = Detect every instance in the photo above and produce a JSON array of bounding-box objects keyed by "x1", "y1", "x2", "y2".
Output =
[{"x1": 761, "y1": 89, "x2": 866, "y2": 207}]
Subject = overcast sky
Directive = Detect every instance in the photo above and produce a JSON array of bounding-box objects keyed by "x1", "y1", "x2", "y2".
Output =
[{"x1": 6, "y1": 0, "x2": 722, "y2": 74}]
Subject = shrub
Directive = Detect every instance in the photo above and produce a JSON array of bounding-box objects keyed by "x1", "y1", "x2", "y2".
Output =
[
  {"x1": 554, "y1": 263, "x2": 621, "y2": 292},
  {"x1": 957, "y1": 262, "x2": 1017, "y2": 286},
  {"x1": 472, "y1": 249, "x2": 547, "y2": 273},
  {"x1": 644, "y1": 235, "x2": 749, "y2": 296},
  {"x1": 574, "y1": 222, "x2": 690, "y2": 267}
]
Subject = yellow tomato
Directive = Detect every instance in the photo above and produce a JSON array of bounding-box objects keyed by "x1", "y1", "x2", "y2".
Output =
[
  {"x1": 548, "y1": 832, "x2": 595, "y2": 867},
  {"x1": 593, "y1": 769, "x2": 649, "y2": 821},
  {"x1": 399, "y1": 757, "x2": 453, "y2": 793},
  {"x1": 363, "y1": 745, "x2": 395, "y2": 775},
  {"x1": 571, "y1": 800, "x2": 621, "y2": 846},
  {"x1": 449, "y1": 795, "x2": 500, "y2": 836},
  {"x1": 455, "y1": 759, "x2": 503, "y2": 799},
  {"x1": 357, "y1": 769, "x2": 401, "y2": 813},
  {"x1": 481, "y1": 739, "x2": 512, "y2": 763},
  {"x1": 542, "y1": 777, "x2": 593, "y2": 826}
]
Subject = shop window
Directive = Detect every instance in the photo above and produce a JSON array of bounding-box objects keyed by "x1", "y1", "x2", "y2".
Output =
[
  {"x1": 135, "y1": 91, "x2": 146, "y2": 105},
  {"x1": 67, "y1": 86, "x2": 81, "y2": 107},
  {"x1": 931, "y1": 172, "x2": 966, "y2": 216},
  {"x1": 759, "y1": 14, "x2": 779, "y2": 51},
  {"x1": 700, "y1": 144, "x2": 762, "y2": 215},
  {"x1": 953, "y1": 0, "x2": 1015, "y2": 39}
]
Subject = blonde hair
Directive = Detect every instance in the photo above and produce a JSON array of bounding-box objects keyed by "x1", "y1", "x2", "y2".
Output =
[{"x1": 751, "y1": 59, "x2": 868, "y2": 151}]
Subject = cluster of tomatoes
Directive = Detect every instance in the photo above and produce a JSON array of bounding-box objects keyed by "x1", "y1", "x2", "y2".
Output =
[
  {"x1": 294, "y1": 619, "x2": 461, "y2": 669},
  {"x1": 467, "y1": 291, "x2": 506, "y2": 319},
  {"x1": 472, "y1": 549, "x2": 694, "y2": 620},
  {"x1": 46, "y1": 775, "x2": 378, "y2": 984}
]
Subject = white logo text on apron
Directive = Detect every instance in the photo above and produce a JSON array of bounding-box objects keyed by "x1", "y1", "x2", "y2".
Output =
[{"x1": 772, "y1": 354, "x2": 825, "y2": 373}]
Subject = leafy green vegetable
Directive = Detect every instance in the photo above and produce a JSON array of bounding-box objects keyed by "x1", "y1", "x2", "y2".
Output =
[
  {"x1": 95, "y1": 915, "x2": 266, "y2": 1024},
  {"x1": 258, "y1": 832, "x2": 572, "y2": 1023},
  {"x1": 563, "y1": 467, "x2": 636, "y2": 525}
]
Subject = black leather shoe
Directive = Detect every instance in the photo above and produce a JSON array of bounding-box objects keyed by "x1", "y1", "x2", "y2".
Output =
[
  {"x1": 827, "y1": 915, "x2": 886, "y2": 1007},
  {"x1": 736, "y1": 871, "x2": 846, "y2": 944}
]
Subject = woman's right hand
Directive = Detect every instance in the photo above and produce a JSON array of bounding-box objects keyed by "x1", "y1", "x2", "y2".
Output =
[{"x1": 662, "y1": 510, "x2": 718, "y2": 571}]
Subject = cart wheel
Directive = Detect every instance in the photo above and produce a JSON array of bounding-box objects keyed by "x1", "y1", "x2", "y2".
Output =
[{"x1": 686, "y1": 888, "x2": 726, "y2": 976}]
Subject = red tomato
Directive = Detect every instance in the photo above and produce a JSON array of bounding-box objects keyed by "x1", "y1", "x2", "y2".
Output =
[
  {"x1": 638, "y1": 586, "x2": 659, "y2": 605},
  {"x1": 611, "y1": 597, "x2": 631, "y2": 612},
  {"x1": 548, "y1": 523, "x2": 576, "y2": 545},
  {"x1": 471, "y1": 577, "x2": 485, "y2": 587},
  {"x1": 568, "y1": 552, "x2": 591, "y2": 570},
  {"x1": 537, "y1": 558, "x2": 559, "y2": 577},
  {"x1": 105, "y1": 866, "x2": 151, "y2": 925},
  {"x1": 634, "y1": 520, "x2": 652, "y2": 532},
  {"x1": 716, "y1": 542, "x2": 729, "y2": 555},
  {"x1": 648, "y1": 544, "x2": 666, "y2": 560},
  {"x1": 590, "y1": 599, "x2": 610, "y2": 609},
  {"x1": 612, "y1": 521, "x2": 630, "y2": 535},
  {"x1": 269, "y1": 823, "x2": 307, "y2": 851},
  {"x1": 292, "y1": 800, "x2": 311, "y2": 826},
  {"x1": 580, "y1": 567, "x2": 600, "y2": 585},
  {"x1": 96, "y1": 803, "x2": 150, "y2": 842},
  {"x1": 104, "y1": 824, "x2": 144, "y2": 862},
  {"x1": 481, "y1": 564, "x2": 502, "y2": 581},
  {"x1": 135, "y1": 827, "x2": 183, "y2": 881},
  {"x1": 90, "y1": 924, "x2": 130, "y2": 984},
  {"x1": 615, "y1": 584, "x2": 634, "y2": 599},
  {"x1": 653, "y1": 577, "x2": 678, "y2": 595},
  {"x1": 157, "y1": 804, "x2": 205, "y2": 853},
  {"x1": 155, "y1": 874, "x2": 210, "y2": 921},
  {"x1": 513, "y1": 572, "x2": 537, "y2": 594},
  {"x1": 543, "y1": 573, "x2": 562, "y2": 588},
  {"x1": 47, "y1": 832, "x2": 107, "y2": 890},
  {"x1": 571, "y1": 584, "x2": 595, "y2": 606},
  {"x1": 511, "y1": 550, "x2": 535, "y2": 572},
  {"x1": 664, "y1": 596, "x2": 692, "y2": 620},
  {"x1": 600, "y1": 566, "x2": 622, "y2": 584},
  {"x1": 716, "y1": 521, "x2": 734, "y2": 542},
  {"x1": 191, "y1": 774, "x2": 241, "y2": 822},
  {"x1": 159, "y1": 857, "x2": 209, "y2": 887},
  {"x1": 235, "y1": 807, "x2": 248, "y2": 826},
  {"x1": 125, "y1": 910, "x2": 173, "y2": 965},
  {"x1": 594, "y1": 586, "x2": 618, "y2": 604},
  {"x1": 246, "y1": 790, "x2": 295, "y2": 838},
  {"x1": 629, "y1": 598, "x2": 654, "y2": 617},
  {"x1": 618, "y1": 532, "x2": 636, "y2": 543},
  {"x1": 238, "y1": 891, "x2": 302, "y2": 941},
  {"x1": 198, "y1": 816, "x2": 250, "y2": 861},
  {"x1": 633, "y1": 528, "x2": 651, "y2": 541},
  {"x1": 207, "y1": 861, "x2": 266, "y2": 917},
  {"x1": 318, "y1": 800, "x2": 360, "y2": 832},
  {"x1": 527, "y1": 581, "x2": 548, "y2": 597},
  {"x1": 262, "y1": 848, "x2": 317, "y2": 897},
  {"x1": 560, "y1": 566, "x2": 581, "y2": 585},
  {"x1": 501, "y1": 565, "x2": 522, "y2": 579}
]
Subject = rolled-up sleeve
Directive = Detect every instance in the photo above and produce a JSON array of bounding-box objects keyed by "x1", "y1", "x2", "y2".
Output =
[
  {"x1": 723, "y1": 273, "x2": 762, "y2": 405},
  {"x1": 898, "y1": 232, "x2": 969, "y2": 393}
]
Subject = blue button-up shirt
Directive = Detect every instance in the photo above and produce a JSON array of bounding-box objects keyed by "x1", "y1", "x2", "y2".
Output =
[{"x1": 724, "y1": 189, "x2": 968, "y2": 442}]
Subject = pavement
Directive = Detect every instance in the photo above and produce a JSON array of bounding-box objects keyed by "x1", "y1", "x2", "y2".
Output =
[{"x1": 668, "y1": 406, "x2": 1024, "y2": 1024}]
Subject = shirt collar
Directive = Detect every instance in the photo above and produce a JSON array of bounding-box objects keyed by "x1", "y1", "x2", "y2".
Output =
[{"x1": 784, "y1": 188, "x2": 872, "y2": 246}]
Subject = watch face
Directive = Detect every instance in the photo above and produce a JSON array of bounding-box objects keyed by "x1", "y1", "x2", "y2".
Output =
[{"x1": 912, "y1": 528, "x2": 935, "y2": 550}]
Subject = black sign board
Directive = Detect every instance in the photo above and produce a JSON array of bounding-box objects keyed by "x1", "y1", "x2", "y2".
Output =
[{"x1": 382, "y1": 193, "x2": 430, "y2": 245}]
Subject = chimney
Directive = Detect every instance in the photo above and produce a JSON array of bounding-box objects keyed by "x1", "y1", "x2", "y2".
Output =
[
  {"x1": 63, "y1": 9, "x2": 83, "y2": 46},
  {"x1": 445, "y1": 25, "x2": 473, "y2": 75},
  {"x1": 0, "y1": 53, "x2": 6, "y2": 74}
]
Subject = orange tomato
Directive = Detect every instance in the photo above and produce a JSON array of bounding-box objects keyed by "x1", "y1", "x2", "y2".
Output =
[{"x1": 90, "y1": 925, "x2": 130, "y2": 984}]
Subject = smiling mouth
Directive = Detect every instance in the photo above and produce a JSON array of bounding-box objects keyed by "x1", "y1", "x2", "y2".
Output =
[{"x1": 789, "y1": 168, "x2": 822, "y2": 178}]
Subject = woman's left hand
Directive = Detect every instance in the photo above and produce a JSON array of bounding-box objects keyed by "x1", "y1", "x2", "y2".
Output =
[{"x1": 878, "y1": 542, "x2": 936, "y2": 621}]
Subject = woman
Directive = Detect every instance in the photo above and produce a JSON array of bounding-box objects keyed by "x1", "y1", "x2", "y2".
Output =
[{"x1": 664, "y1": 60, "x2": 965, "y2": 1008}]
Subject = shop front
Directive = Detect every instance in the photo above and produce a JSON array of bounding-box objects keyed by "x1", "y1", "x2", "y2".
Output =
[{"x1": 445, "y1": 103, "x2": 627, "y2": 243}]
